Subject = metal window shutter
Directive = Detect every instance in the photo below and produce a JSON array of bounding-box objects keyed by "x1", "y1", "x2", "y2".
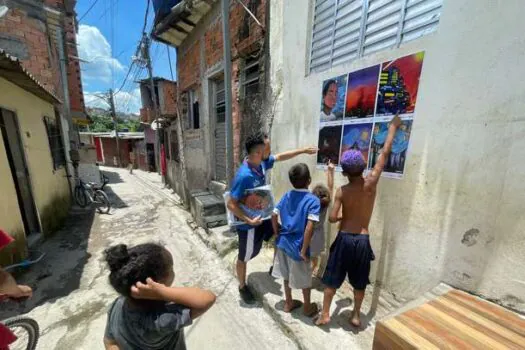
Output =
[
  {"x1": 310, "y1": 0, "x2": 336, "y2": 72},
  {"x1": 331, "y1": 0, "x2": 363, "y2": 67},
  {"x1": 401, "y1": 0, "x2": 442, "y2": 43},
  {"x1": 362, "y1": 0, "x2": 404, "y2": 55}
]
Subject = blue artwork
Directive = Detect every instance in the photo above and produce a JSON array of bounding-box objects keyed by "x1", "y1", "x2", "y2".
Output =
[{"x1": 369, "y1": 120, "x2": 413, "y2": 173}]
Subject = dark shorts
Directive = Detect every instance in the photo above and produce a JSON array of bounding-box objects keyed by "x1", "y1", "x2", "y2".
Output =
[
  {"x1": 237, "y1": 220, "x2": 274, "y2": 262},
  {"x1": 322, "y1": 232, "x2": 375, "y2": 290}
]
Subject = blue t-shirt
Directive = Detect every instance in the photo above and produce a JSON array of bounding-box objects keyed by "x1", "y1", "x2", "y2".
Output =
[
  {"x1": 274, "y1": 189, "x2": 321, "y2": 261},
  {"x1": 230, "y1": 156, "x2": 276, "y2": 230}
]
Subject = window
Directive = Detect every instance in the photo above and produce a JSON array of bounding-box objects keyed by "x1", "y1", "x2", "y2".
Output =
[
  {"x1": 309, "y1": 0, "x2": 443, "y2": 72},
  {"x1": 43, "y1": 115, "x2": 66, "y2": 170},
  {"x1": 241, "y1": 57, "x2": 260, "y2": 98},
  {"x1": 170, "y1": 129, "x2": 180, "y2": 162},
  {"x1": 239, "y1": 0, "x2": 260, "y2": 40},
  {"x1": 186, "y1": 90, "x2": 200, "y2": 129}
]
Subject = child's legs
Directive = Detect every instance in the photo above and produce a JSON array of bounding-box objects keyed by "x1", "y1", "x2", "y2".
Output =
[
  {"x1": 283, "y1": 280, "x2": 293, "y2": 305},
  {"x1": 236, "y1": 259, "x2": 247, "y2": 288},
  {"x1": 353, "y1": 288, "x2": 365, "y2": 315},
  {"x1": 237, "y1": 228, "x2": 264, "y2": 288},
  {"x1": 311, "y1": 256, "x2": 319, "y2": 271},
  {"x1": 320, "y1": 287, "x2": 336, "y2": 317}
]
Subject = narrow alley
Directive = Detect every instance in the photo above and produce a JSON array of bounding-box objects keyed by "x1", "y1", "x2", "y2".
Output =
[{"x1": 0, "y1": 168, "x2": 297, "y2": 350}]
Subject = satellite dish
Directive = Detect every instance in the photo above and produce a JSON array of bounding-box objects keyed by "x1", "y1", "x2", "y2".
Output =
[{"x1": 0, "y1": 6, "x2": 8, "y2": 18}]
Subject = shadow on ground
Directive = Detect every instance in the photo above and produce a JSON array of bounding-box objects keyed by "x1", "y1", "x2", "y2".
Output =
[
  {"x1": 101, "y1": 170, "x2": 128, "y2": 209},
  {"x1": 0, "y1": 206, "x2": 96, "y2": 319}
]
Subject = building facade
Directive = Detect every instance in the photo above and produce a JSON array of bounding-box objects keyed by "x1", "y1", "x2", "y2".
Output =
[
  {"x1": 153, "y1": 0, "x2": 269, "y2": 217},
  {"x1": 268, "y1": 0, "x2": 525, "y2": 313},
  {"x1": 0, "y1": 52, "x2": 70, "y2": 264}
]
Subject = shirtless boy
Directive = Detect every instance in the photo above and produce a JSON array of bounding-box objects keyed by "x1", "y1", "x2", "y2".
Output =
[{"x1": 316, "y1": 115, "x2": 401, "y2": 327}]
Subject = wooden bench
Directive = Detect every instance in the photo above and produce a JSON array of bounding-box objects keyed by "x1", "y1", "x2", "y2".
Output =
[{"x1": 373, "y1": 289, "x2": 525, "y2": 349}]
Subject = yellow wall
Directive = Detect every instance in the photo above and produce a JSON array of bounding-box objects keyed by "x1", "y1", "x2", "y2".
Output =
[{"x1": 0, "y1": 77, "x2": 70, "y2": 258}]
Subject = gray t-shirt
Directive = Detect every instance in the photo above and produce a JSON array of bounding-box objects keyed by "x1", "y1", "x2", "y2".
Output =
[
  {"x1": 105, "y1": 296, "x2": 192, "y2": 350},
  {"x1": 310, "y1": 208, "x2": 327, "y2": 256}
]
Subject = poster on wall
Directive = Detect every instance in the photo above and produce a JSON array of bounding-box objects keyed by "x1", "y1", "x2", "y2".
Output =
[{"x1": 316, "y1": 51, "x2": 424, "y2": 179}]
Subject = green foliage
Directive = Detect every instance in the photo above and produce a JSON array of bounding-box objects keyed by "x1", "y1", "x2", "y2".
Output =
[{"x1": 87, "y1": 113, "x2": 140, "y2": 132}]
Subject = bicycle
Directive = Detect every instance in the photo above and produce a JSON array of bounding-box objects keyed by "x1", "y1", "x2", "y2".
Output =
[{"x1": 74, "y1": 173, "x2": 111, "y2": 214}]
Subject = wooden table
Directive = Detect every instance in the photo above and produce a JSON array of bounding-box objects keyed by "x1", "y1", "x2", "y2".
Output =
[{"x1": 373, "y1": 289, "x2": 525, "y2": 349}]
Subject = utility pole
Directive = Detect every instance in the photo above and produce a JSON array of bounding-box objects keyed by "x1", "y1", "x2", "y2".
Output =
[
  {"x1": 222, "y1": 0, "x2": 234, "y2": 187},
  {"x1": 142, "y1": 34, "x2": 162, "y2": 177},
  {"x1": 108, "y1": 88, "x2": 121, "y2": 167}
]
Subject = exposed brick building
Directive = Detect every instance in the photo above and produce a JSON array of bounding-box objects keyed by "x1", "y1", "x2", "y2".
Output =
[
  {"x1": 152, "y1": 0, "x2": 269, "y2": 215},
  {"x1": 0, "y1": 0, "x2": 87, "y2": 132}
]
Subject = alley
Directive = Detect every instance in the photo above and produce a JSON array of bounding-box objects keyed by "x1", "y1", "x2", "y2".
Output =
[{"x1": 0, "y1": 168, "x2": 297, "y2": 350}]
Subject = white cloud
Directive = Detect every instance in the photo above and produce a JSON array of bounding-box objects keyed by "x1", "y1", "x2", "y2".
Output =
[
  {"x1": 77, "y1": 24, "x2": 125, "y2": 84},
  {"x1": 85, "y1": 88, "x2": 142, "y2": 114}
]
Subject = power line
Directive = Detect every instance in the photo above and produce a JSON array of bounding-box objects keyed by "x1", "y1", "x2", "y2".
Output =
[
  {"x1": 78, "y1": 0, "x2": 100, "y2": 22},
  {"x1": 142, "y1": 0, "x2": 151, "y2": 35}
]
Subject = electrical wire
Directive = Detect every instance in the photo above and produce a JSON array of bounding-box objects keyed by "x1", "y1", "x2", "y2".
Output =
[{"x1": 78, "y1": 0, "x2": 100, "y2": 23}]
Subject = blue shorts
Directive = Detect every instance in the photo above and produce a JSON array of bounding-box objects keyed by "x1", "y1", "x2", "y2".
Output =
[
  {"x1": 237, "y1": 220, "x2": 273, "y2": 262},
  {"x1": 322, "y1": 232, "x2": 375, "y2": 290}
]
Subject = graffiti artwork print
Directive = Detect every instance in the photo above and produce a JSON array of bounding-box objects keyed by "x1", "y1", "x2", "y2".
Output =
[
  {"x1": 317, "y1": 124, "x2": 343, "y2": 165},
  {"x1": 376, "y1": 52, "x2": 425, "y2": 116},
  {"x1": 369, "y1": 120, "x2": 413, "y2": 175},
  {"x1": 344, "y1": 65, "x2": 380, "y2": 119},
  {"x1": 341, "y1": 122, "x2": 373, "y2": 166},
  {"x1": 316, "y1": 51, "x2": 424, "y2": 178},
  {"x1": 320, "y1": 74, "x2": 347, "y2": 122},
  {"x1": 223, "y1": 185, "x2": 275, "y2": 226}
]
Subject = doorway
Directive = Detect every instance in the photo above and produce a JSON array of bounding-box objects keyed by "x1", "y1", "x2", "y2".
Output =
[
  {"x1": 0, "y1": 108, "x2": 40, "y2": 235},
  {"x1": 213, "y1": 79, "x2": 226, "y2": 182}
]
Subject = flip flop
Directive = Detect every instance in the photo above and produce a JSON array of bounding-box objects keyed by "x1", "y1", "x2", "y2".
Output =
[
  {"x1": 284, "y1": 299, "x2": 302, "y2": 313},
  {"x1": 304, "y1": 303, "x2": 320, "y2": 317}
]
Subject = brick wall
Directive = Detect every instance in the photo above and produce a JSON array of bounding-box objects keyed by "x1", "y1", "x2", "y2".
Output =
[
  {"x1": 161, "y1": 80, "x2": 178, "y2": 116},
  {"x1": 64, "y1": 14, "x2": 85, "y2": 115},
  {"x1": 100, "y1": 138, "x2": 131, "y2": 167},
  {"x1": 178, "y1": 40, "x2": 201, "y2": 91},
  {"x1": 0, "y1": 7, "x2": 62, "y2": 98}
]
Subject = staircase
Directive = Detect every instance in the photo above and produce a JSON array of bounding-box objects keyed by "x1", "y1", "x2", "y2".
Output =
[{"x1": 190, "y1": 181, "x2": 228, "y2": 228}]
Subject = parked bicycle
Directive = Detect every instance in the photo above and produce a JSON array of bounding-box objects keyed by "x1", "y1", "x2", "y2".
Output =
[{"x1": 74, "y1": 173, "x2": 111, "y2": 214}]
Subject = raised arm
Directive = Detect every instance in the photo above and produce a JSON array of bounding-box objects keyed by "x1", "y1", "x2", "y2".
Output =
[
  {"x1": 367, "y1": 115, "x2": 402, "y2": 186},
  {"x1": 131, "y1": 278, "x2": 217, "y2": 320},
  {"x1": 326, "y1": 160, "x2": 335, "y2": 196},
  {"x1": 275, "y1": 146, "x2": 317, "y2": 162},
  {"x1": 328, "y1": 187, "x2": 343, "y2": 223}
]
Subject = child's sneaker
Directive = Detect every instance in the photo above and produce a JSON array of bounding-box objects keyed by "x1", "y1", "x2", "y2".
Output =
[{"x1": 239, "y1": 285, "x2": 256, "y2": 304}]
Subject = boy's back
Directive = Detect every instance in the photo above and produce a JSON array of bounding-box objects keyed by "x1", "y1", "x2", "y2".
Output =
[{"x1": 338, "y1": 178, "x2": 376, "y2": 234}]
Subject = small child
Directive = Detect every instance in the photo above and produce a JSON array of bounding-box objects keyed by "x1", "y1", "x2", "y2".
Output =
[
  {"x1": 103, "y1": 243, "x2": 216, "y2": 350},
  {"x1": 271, "y1": 163, "x2": 321, "y2": 316},
  {"x1": 316, "y1": 115, "x2": 401, "y2": 328},
  {"x1": 310, "y1": 161, "x2": 335, "y2": 275}
]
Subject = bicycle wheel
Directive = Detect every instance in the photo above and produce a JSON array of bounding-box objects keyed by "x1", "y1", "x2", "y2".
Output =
[
  {"x1": 3, "y1": 317, "x2": 39, "y2": 350},
  {"x1": 74, "y1": 185, "x2": 88, "y2": 208},
  {"x1": 94, "y1": 189, "x2": 111, "y2": 214}
]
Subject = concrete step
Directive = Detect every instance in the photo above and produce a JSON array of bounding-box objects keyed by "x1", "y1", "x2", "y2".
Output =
[
  {"x1": 209, "y1": 180, "x2": 227, "y2": 198},
  {"x1": 190, "y1": 191, "x2": 227, "y2": 228}
]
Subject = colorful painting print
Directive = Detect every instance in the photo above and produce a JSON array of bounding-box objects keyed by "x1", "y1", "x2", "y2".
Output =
[
  {"x1": 369, "y1": 120, "x2": 413, "y2": 174},
  {"x1": 317, "y1": 125, "x2": 343, "y2": 165},
  {"x1": 344, "y1": 65, "x2": 380, "y2": 119},
  {"x1": 223, "y1": 185, "x2": 275, "y2": 226},
  {"x1": 341, "y1": 122, "x2": 373, "y2": 166},
  {"x1": 320, "y1": 74, "x2": 347, "y2": 122},
  {"x1": 376, "y1": 52, "x2": 425, "y2": 116}
]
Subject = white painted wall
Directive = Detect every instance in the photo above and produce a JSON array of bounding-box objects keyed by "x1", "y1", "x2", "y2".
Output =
[{"x1": 269, "y1": 0, "x2": 525, "y2": 313}]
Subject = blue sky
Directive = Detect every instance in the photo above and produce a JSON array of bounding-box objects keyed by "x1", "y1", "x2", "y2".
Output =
[{"x1": 76, "y1": 0, "x2": 177, "y2": 114}]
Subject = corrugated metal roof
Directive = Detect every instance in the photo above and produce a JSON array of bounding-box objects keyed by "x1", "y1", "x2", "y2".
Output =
[{"x1": 0, "y1": 49, "x2": 61, "y2": 104}]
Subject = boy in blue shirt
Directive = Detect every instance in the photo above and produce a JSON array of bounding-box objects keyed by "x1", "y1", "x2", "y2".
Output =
[
  {"x1": 227, "y1": 132, "x2": 317, "y2": 304},
  {"x1": 271, "y1": 163, "x2": 321, "y2": 316}
]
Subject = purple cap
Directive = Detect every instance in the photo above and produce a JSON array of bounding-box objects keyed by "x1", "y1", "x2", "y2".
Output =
[{"x1": 340, "y1": 149, "x2": 365, "y2": 175}]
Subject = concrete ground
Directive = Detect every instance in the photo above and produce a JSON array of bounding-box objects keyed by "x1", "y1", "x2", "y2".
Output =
[{"x1": 0, "y1": 168, "x2": 297, "y2": 350}]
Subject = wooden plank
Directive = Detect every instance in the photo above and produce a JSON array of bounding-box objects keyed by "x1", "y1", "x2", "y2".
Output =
[
  {"x1": 445, "y1": 290, "x2": 525, "y2": 337},
  {"x1": 431, "y1": 298, "x2": 525, "y2": 348},
  {"x1": 373, "y1": 320, "x2": 423, "y2": 350}
]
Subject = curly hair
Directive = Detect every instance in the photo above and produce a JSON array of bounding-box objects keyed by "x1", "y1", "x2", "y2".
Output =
[
  {"x1": 245, "y1": 132, "x2": 266, "y2": 155},
  {"x1": 312, "y1": 184, "x2": 331, "y2": 208},
  {"x1": 340, "y1": 149, "x2": 366, "y2": 177},
  {"x1": 104, "y1": 243, "x2": 172, "y2": 298}
]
